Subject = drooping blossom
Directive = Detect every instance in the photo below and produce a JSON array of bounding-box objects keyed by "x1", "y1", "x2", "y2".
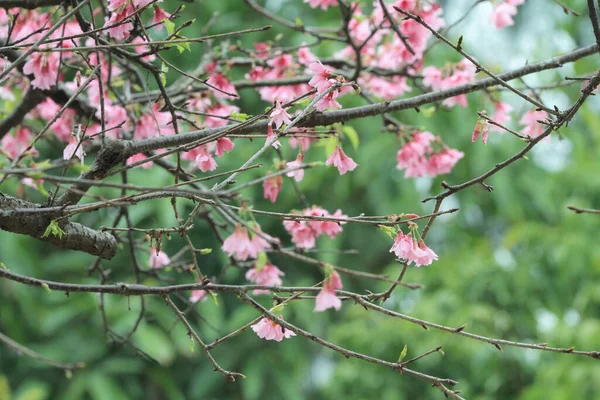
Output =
[
  {"x1": 283, "y1": 206, "x2": 346, "y2": 249},
  {"x1": 151, "y1": 5, "x2": 171, "y2": 30},
  {"x1": 426, "y1": 148, "x2": 464, "y2": 176},
  {"x1": 207, "y1": 72, "x2": 238, "y2": 98},
  {"x1": 315, "y1": 90, "x2": 342, "y2": 111},
  {"x1": 304, "y1": 0, "x2": 338, "y2": 10},
  {"x1": 519, "y1": 110, "x2": 548, "y2": 138},
  {"x1": 421, "y1": 60, "x2": 476, "y2": 108},
  {"x1": 267, "y1": 125, "x2": 281, "y2": 149},
  {"x1": 489, "y1": 1, "x2": 524, "y2": 29},
  {"x1": 286, "y1": 152, "x2": 305, "y2": 182},
  {"x1": 472, "y1": 113, "x2": 489, "y2": 144},
  {"x1": 263, "y1": 174, "x2": 283, "y2": 203},
  {"x1": 314, "y1": 270, "x2": 343, "y2": 312},
  {"x1": 246, "y1": 263, "x2": 285, "y2": 295},
  {"x1": 308, "y1": 61, "x2": 333, "y2": 92},
  {"x1": 221, "y1": 225, "x2": 272, "y2": 261},
  {"x1": 396, "y1": 131, "x2": 463, "y2": 178},
  {"x1": 104, "y1": 6, "x2": 134, "y2": 41},
  {"x1": 63, "y1": 136, "x2": 85, "y2": 164},
  {"x1": 182, "y1": 145, "x2": 218, "y2": 172},
  {"x1": 215, "y1": 137, "x2": 234, "y2": 157},
  {"x1": 23, "y1": 51, "x2": 60, "y2": 90},
  {"x1": 205, "y1": 104, "x2": 240, "y2": 128},
  {"x1": 326, "y1": 146, "x2": 358, "y2": 175},
  {"x1": 1, "y1": 127, "x2": 37, "y2": 159},
  {"x1": 190, "y1": 290, "x2": 207, "y2": 303},
  {"x1": 149, "y1": 247, "x2": 170, "y2": 269},
  {"x1": 297, "y1": 46, "x2": 317, "y2": 66},
  {"x1": 389, "y1": 231, "x2": 438, "y2": 267},
  {"x1": 127, "y1": 153, "x2": 153, "y2": 169},
  {"x1": 269, "y1": 101, "x2": 292, "y2": 129},
  {"x1": 251, "y1": 317, "x2": 296, "y2": 342},
  {"x1": 490, "y1": 101, "x2": 513, "y2": 132},
  {"x1": 134, "y1": 103, "x2": 174, "y2": 139}
]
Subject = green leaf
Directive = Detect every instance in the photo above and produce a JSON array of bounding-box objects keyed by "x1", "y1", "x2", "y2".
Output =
[
  {"x1": 41, "y1": 220, "x2": 65, "y2": 240},
  {"x1": 398, "y1": 345, "x2": 408, "y2": 363},
  {"x1": 421, "y1": 106, "x2": 436, "y2": 118},
  {"x1": 0, "y1": 262, "x2": 7, "y2": 270},
  {"x1": 199, "y1": 248, "x2": 212, "y2": 255},
  {"x1": 230, "y1": 112, "x2": 250, "y2": 122},
  {"x1": 0, "y1": 375, "x2": 11, "y2": 400},
  {"x1": 378, "y1": 225, "x2": 397, "y2": 239},
  {"x1": 255, "y1": 252, "x2": 268, "y2": 271},
  {"x1": 160, "y1": 63, "x2": 169, "y2": 86},
  {"x1": 324, "y1": 137, "x2": 338, "y2": 158},
  {"x1": 164, "y1": 19, "x2": 175, "y2": 35},
  {"x1": 208, "y1": 292, "x2": 219, "y2": 307},
  {"x1": 40, "y1": 282, "x2": 52, "y2": 293},
  {"x1": 189, "y1": 337, "x2": 195, "y2": 353},
  {"x1": 295, "y1": 18, "x2": 304, "y2": 27},
  {"x1": 342, "y1": 126, "x2": 360, "y2": 150}
]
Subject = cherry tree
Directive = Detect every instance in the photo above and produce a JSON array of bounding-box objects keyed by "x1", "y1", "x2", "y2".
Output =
[{"x1": 0, "y1": 0, "x2": 599, "y2": 398}]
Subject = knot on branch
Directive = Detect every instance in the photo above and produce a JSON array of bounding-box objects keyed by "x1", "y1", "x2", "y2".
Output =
[{"x1": 91, "y1": 139, "x2": 129, "y2": 176}]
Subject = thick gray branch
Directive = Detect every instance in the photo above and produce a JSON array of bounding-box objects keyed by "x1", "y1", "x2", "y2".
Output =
[
  {"x1": 0, "y1": 0, "x2": 63, "y2": 9},
  {"x1": 0, "y1": 193, "x2": 116, "y2": 259}
]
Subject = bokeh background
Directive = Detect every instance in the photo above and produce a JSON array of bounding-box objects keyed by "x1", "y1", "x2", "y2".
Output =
[{"x1": 1, "y1": 0, "x2": 600, "y2": 399}]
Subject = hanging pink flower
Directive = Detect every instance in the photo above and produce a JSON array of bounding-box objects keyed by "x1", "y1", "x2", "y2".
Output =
[
  {"x1": 190, "y1": 290, "x2": 207, "y2": 303},
  {"x1": 490, "y1": 101, "x2": 513, "y2": 132},
  {"x1": 104, "y1": 6, "x2": 134, "y2": 41},
  {"x1": 23, "y1": 51, "x2": 60, "y2": 90},
  {"x1": 149, "y1": 247, "x2": 170, "y2": 269},
  {"x1": 314, "y1": 270, "x2": 343, "y2": 312},
  {"x1": 426, "y1": 148, "x2": 464, "y2": 176},
  {"x1": 283, "y1": 220, "x2": 318, "y2": 249},
  {"x1": 308, "y1": 61, "x2": 333, "y2": 92},
  {"x1": 286, "y1": 152, "x2": 305, "y2": 182},
  {"x1": 304, "y1": 0, "x2": 338, "y2": 11},
  {"x1": 151, "y1": 6, "x2": 171, "y2": 30},
  {"x1": 263, "y1": 174, "x2": 283, "y2": 203},
  {"x1": 63, "y1": 136, "x2": 85, "y2": 164},
  {"x1": 490, "y1": 2, "x2": 519, "y2": 29},
  {"x1": 315, "y1": 91, "x2": 342, "y2": 111},
  {"x1": 251, "y1": 317, "x2": 296, "y2": 342},
  {"x1": 134, "y1": 103, "x2": 174, "y2": 139},
  {"x1": 222, "y1": 225, "x2": 260, "y2": 260},
  {"x1": 269, "y1": 101, "x2": 292, "y2": 129},
  {"x1": 519, "y1": 110, "x2": 548, "y2": 138},
  {"x1": 182, "y1": 145, "x2": 218, "y2": 172},
  {"x1": 246, "y1": 263, "x2": 285, "y2": 295},
  {"x1": 266, "y1": 125, "x2": 281, "y2": 149},
  {"x1": 215, "y1": 137, "x2": 234, "y2": 157},
  {"x1": 1, "y1": 127, "x2": 37, "y2": 159},
  {"x1": 207, "y1": 72, "x2": 238, "y2": 98},
  {"x1": 127, "y1": 153, "x2": 153, "y2": 169},
  {"x1": 472, "y1": 115, "x2": 489, "y2": 144},
  {"x1": 389, "y1": 231, "x2": 438, "y2": 267},
  {"x1": 297, "y1": 46, "x2": 317, "y2": 66},
  {"x1": 326, "y1": 146, "x2": 358, "y2": 175}
]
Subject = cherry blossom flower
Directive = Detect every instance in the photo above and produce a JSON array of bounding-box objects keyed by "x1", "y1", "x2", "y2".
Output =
[
  {"x1": 127, "y1": 153, "x2": 153, "y2": 169},
  {"x1": 426, "y1": 148, "x2": 464, "y2": 176},
  {"x1": 246, "y1": 263, "x2": 285, "y2": 295},
  {"x1": 134, "y1": 103, "x2": 174, "y2": 139},
  {"x1": 490, "y1": 2, "x2": 519, "y2": 29},
  {"x1": 251, "y1": 317, "x2": 296, "y2": 342},
  {"x1": 390, "y1": 231, "x2": 438, "y2": 267},
  {"x1": 205, "y1": 104, "x2": 240, "y2": 128},
  {"x1": 303, "y1": 0, "x2": 338, "y2": 11},
  {"x1": 472, "y1": 113, "x2": 489, "y2": 144},
  {"x1": 326, "y1": 146, "x2": 358, "y2": 175},
  {"x1": 151, "y1": 5, "x2": 171, "y2": 30},
  {"x1": 63, "y1": 136, "x2": 85, "y2": 164},
  {"x1": 519, "y1": 110, "x2": 548, "y2": 138},
  {"x1": 182, "y1": 145, "x2": 218, "y2": 172},
  {"x1": 222, "y1": 225, "x2": 261, "y2": 260},
  {"x1": 207, "y1": 72, "x2": 238, "y2": 98},
  {"x1": 315, "y1": 91, "x2": 342, "y2": 111},
  {"x1": 283, "y1": 220, "x2": 318, "y2": 249},
  {"x1": 104, "y1": 6, "x2": 134, "y2": 41},
  {"x1": 286, "y1": 152, "x2": 305, "y2": 182},
  {"x1": 149, "y1": 247, "x2": 170, "y2": 269},
  {"x1": 267, "y1": 125, "x2": 281, "y2": 149},
  {"x1": 315, "y1": 270, "x2": 343, "y2": 312},
  {"x1": 490, "y1": 101, "x2": 513, "y2": 132},
  {"x1": 1, "y1": 127, "x2": 37, "y2": 159},
  {"x1": 283, "y1": 206, "x2": 346, "y2": 248},
  {"x1": 23, "y1": 52, "x2": 59, "y2": 90},
  {"x1": 190, "y1": 290, "x2": 207, "y2": 303},
  {"x1": 297, "y1": 46, "x2": 317, "y2": 66},
  {"x1": 263, "y1": 174, "x2": 283, "y2": 203},
  {"x1": 269, "y1": 101, "x2": 292, "y2": 129},
  {"x1": 308, "y1": 61, "x2": 333, "y2": 92},
  {"x1": 215, "y1": 137, "x2": 234, "y2": 157}
]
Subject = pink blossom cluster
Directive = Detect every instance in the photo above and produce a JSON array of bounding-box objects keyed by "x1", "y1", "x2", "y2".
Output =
[
  {"x1": 489, "y1": 0, "x2": 526, "y2": 29},
  {"x1": 149, "y1": 247, "x2": 171, "y2": 269},
  {"x1": 422, "y1": 59, "x2": 477, "y2": 108},
  {"x1": 103, "y1": 0, "x2": 171, "y2": 41},
  {"x1": 182, "y1": 138, "x2": 234, "y2": 172},
  {"x1": 389, "y1": 231, "x2": 438, "y2": 267},
  {"x1": 326, "y1": 146, "x2": 358, "y2": 175},
  {"x1": 263, "y1": 174, "x2": 283, "y2": 203},
  {"x1": 221, "y1": 225, "x2": 278, "y2": 261},
  {"x1": 245, "y1": 263, "x2": 285, "y2": 295},
  {"x1": 314, "y1": 270, "x2": 343, "y2": 312},
  {"x1": 251, "y1": 316, "x2": 296, "y2": 342},
  {"x1": 283, "y1": 206, "x2": 347, "y2": 249},
  {"x1": 396, "y1": 131, "x2": 464, "y2": 178}
]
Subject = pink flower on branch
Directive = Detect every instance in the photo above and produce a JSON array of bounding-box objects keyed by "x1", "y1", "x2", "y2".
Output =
[
  {"x1": 286, "y1": 152, "x2": 305, "y2": 182},
  {"x1": 326, "y1": 146, "x2": 358, "y2": 175},
  {"x1": 251, "y1": 317, "x2": 296, "y2": 342},
  {"x1": 269, "y1": 101, "x2": 292, "y2": 129},
  {"x1": 23, "y1": 51, "x2": 60, "y2": 90},
  {"x1": 389, "y1": 231, "x2": 438, "y2": 267},
  {"x1": 314, "y1": 270, "x2": 343, "y2": 312},
  {"x1": 190, "y1": 290, "x2": 207, "y2": 303},
  {"x1": 472, "y1": 112, "x2": 490, "y2": 144},
  {"x1": 246, "y1": 263, "x2": 285, "y2": 295},
  {"x1": 215, "y1": 137, "x2": 234, "y2": 157},
  {"x1": 149, "y1": 247, "x2": 170, "y2": 269},
  {"x1": 519, "y1": 110, "x2": 549, "y2": 138},
  {"x1": 263, "y1": 174, "x2": 283, "y2": 203}
]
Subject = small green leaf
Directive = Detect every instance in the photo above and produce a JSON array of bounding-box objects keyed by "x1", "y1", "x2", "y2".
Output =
[
  {"x1": 295, "y1": 18, "x2": 304, "y2": 27},
  {"x1": 342, "y1": 126, "x2": 359, "y2": 150},
  {"x1": 0, "y1": 262, "x2": 7, "y2": 270},
  {"x1": 164, "y1": 19, "x2": 175, "y2": 35},
  {"x1": 255, "y1": 252, "x2": 268, "y2": 271},
  {"x1": 65, "y1": 369, "x2": 73, "y2": 379},
  {"x1": 41, "y1": 282, "x2": 52, "y2": 293},
  {"x1": 41, "y1": 220, "x2": 66, "y2": 240},
  {"x1": 379, "y1": 225, "x2": 397, "y2": 239},
  {"x1": 398, "y1": 345, "x2": 408, "y2": 363},
  {"x1": 421, "y1": 106, "x2": 436, "y2": 118},
  {"x1": 324, "y1": 137, "x2": 338, "y2": 158},
  {"x1": 189, "y1": 337, "x2": 195, "y2": 353},
  {"x1": 199, "y1": 248, "x2": 212, "y2": 255},
  {"x1": 208, "y1": 292, "x2": 219, "y2": 307},
  {"x1": 230, "y1": 112, "x2": 250, "y2": 122}
]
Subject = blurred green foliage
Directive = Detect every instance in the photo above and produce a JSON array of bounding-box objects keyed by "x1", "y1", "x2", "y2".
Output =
[{"x1": 1, "y1": 0, "x2": 600, "y2": 399}]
